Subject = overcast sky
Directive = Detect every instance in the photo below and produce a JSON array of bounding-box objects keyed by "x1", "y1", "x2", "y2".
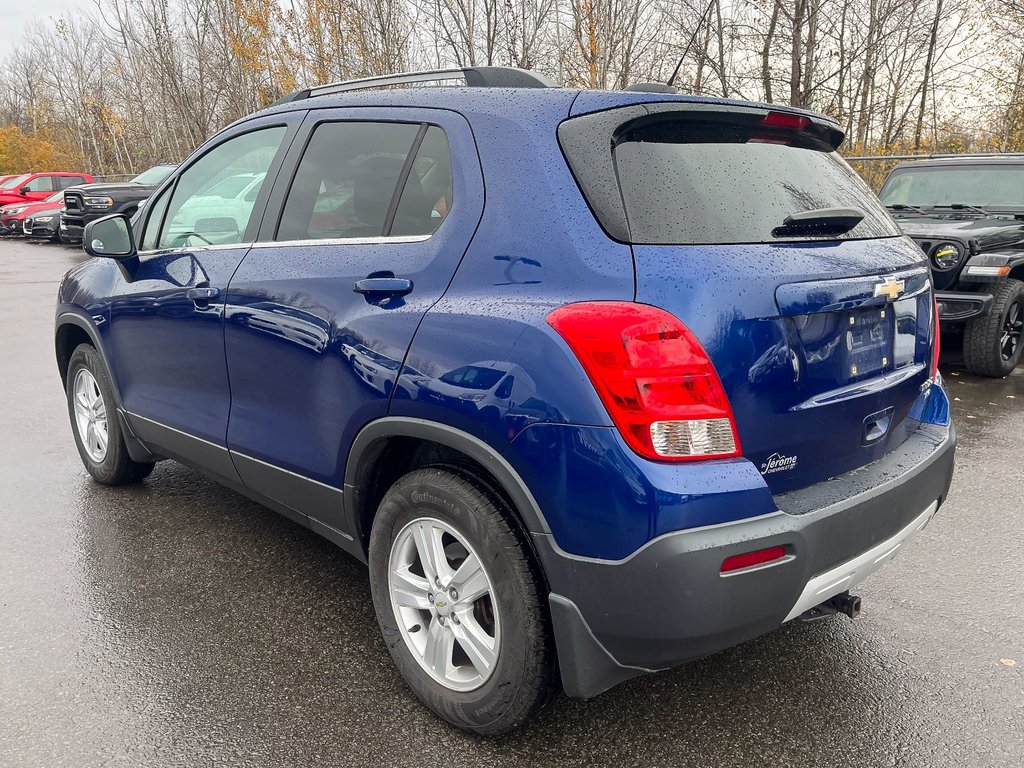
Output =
[{"x1": 0, "y1": 0, "x2": 90, "y2": 57}]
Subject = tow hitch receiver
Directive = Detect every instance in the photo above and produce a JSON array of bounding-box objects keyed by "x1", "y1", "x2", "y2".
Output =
[{"x1": 799, "y1": 592, "x2": 862, "y2": 622}]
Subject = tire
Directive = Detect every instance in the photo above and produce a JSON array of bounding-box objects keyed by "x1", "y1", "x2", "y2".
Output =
[
  {"x1": 368, "y1": 467, "x2": 555, "y2": 735},
  {"x1": 963, "y1": 279, "x2": 1024, "y2": 377},
  {"x1": 66, "y1": 344, "x2": 155, "y2": 485}
]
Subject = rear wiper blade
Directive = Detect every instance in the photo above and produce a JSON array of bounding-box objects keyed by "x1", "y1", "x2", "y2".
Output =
[
  {"x1": 932, "y1": 203, "x2": 990, "y2": 215},
  {"x1": 886, "y1": 203, "x2": 926, "y2": 214},
  {"x1": 775, "y1": 207, "x2": 865, "y2": 236}
]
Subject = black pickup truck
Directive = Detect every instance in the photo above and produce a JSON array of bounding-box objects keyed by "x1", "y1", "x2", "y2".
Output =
[
  {"x1": 61, "y1": 164, "x2": 176, "y2": 245},
  {"x1": 879, "y1": 156, "x2": 1024, "y2": 376}
]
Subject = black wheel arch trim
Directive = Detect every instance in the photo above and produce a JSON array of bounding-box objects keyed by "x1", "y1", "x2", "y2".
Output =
[
  {"x1": 344, "y1": 417, "x2": 553, "y2": 553},
  {"x1": 55, "y1": 310, "x2": 120, "y2": 401},
  {"x1": 57, "y1": 310, "x2": 158, "y2": 463}
]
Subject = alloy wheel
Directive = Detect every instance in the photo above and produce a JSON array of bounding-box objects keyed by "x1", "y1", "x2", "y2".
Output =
[
  {"x1": 388, "y1": 517, "x2": 500, "y2": 692},
  {"x1": 1001, "y1": 301, "x2": 1023, "y2": 361},
  {"x1": 73, "y1": 368, "x2": 108, "y2": 462}
]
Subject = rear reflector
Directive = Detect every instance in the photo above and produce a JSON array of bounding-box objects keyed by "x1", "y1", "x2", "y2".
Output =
[
  {"x1": 762, "y1": 111, "x2": 811, "y2": 131},
  {"x1": 931, "y1": 297, "x2": 941, "y2": 380},
  {"x1": 546, "y1": 302, "x2": 741, "y2": 461},
  {"x1": 721, "y1": 546, "x2": 788, "y2": 574}
]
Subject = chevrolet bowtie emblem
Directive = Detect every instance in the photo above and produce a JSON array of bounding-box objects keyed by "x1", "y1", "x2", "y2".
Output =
[{"x1": 874, "y1": 276, "x2": 906, "y2": 301}]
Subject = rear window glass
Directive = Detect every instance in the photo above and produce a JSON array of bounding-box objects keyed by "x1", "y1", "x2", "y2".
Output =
[{"x1": 614, "y1": 120, "x2": 899, "y2": 245}]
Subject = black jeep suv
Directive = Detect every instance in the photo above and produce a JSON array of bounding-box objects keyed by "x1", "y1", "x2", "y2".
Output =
[
  {"x1": 61, "y1": 164, "x2": 176, "y2": 244},
  {"x1": 879, "y1": 156, "x2": 1024, "y2": 376}
]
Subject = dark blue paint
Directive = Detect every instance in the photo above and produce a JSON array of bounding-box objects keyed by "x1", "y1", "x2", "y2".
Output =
[
  {"x1": 504, "y1": 424, "x2": 778, "y2": 559},
  {"x1": 55, "y1": 86, "x2": 952, "y2": 561}
]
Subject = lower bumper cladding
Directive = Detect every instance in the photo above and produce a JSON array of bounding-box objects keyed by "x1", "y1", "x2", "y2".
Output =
[
  {"x1": 538, "y1": 414, "x2": 955, "y2": 699},
  {"x1": 783, "y1": 498, "x2": 938, "y2": 621}
]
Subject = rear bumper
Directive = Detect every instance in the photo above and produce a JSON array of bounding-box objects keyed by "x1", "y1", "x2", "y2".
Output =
[
  {"x1": 535, "y1": 393, "x2": 955, "y2": 698},
  {"x1": 936, "y1": 290, "x2": 993, "y2": 322}
]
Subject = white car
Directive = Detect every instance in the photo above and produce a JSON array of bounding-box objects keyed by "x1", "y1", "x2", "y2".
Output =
[{"x1": 169, "y1": 172, "x2": 266, "y2": 239}]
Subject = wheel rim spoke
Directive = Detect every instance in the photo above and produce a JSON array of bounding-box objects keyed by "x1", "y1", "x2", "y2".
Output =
[
  {"x1": 391, "y1": 567, "x2": 432, "y2": 610},
  {"x1": 451, "y1": 552, "x2": 489, "y2": 603},
  {"x1": 423, "y1": 617, "x2": 454, "y2": 679},
  {"x1": 451, "y1": 611, "x2": 497, "y2": 677},
  {"x1": 94, "y1": 423, "x2": 108, "y2": 452},
  {"x1": 411, "y1": 521, "x2": 452, "y2": 584}
]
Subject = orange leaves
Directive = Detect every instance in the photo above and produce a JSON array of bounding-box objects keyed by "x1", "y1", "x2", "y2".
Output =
[{"x1": 0, "y1": 125, "x2": 84, "y2": 174}]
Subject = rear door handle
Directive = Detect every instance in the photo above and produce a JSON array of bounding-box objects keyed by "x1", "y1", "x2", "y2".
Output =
[
  {"x1": 186, "y1": 286, "x2": 220, "y2": 302},
  {"x1": 353, "y1": 277, "x2": 414, "y2": 296}
]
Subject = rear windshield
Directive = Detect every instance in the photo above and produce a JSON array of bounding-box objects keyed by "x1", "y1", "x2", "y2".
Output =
[
  {"x1": 613, "y1": 119, "x2": 898, "y2": 245},
  {"x1": 879, "y1": 165, "x2": 1024, "y2": 212}
]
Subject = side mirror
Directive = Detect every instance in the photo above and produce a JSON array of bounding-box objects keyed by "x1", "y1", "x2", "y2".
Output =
[
  {"x1": 19, "y1": 186, "x2": 31, "y2": 195},
  {"x1": 83, "y1": 214, "x2": 137, "y2": 259}
]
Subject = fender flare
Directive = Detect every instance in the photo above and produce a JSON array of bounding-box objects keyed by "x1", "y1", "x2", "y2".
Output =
[
  {"x1": 55, "y1": 310, "x2": 112, "y2": 391},
  {"x1": 343, "y1": 417, "x2": 552, "y2": 548},
  {"x1": 55, "y1": 310, "x2": 159, "y2": 463}
]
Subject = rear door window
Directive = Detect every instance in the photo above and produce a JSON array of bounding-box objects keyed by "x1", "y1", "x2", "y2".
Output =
[
  {"x1": 276, "y1": 121, "x2": 452, "y2": 241},
  {"x1": 612, "y1": 116, "x2": 899, "y2": 245}
]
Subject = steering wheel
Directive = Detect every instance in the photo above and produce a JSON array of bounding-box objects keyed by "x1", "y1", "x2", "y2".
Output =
[{"x1": 168, "y1": 231, "x2": 214, "y2": 247}]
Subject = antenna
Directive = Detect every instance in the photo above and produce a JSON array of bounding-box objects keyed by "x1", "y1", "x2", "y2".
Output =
[{"x1": 667, "y1": 0, "x2": 717, "y2": 89}]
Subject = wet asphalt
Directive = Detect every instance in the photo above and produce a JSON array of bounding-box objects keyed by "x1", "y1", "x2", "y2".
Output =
[{"x1": 1, "y1": 237, "x2": 1022, "y2": 768}]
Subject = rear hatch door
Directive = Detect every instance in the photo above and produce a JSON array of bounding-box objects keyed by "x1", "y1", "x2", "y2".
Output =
[{"x1": 561, "y1": 103, "x2": 937, "y2": 494}]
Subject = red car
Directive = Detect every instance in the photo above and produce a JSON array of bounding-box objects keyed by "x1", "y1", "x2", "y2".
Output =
[
  {"x1": 0, "y1": 191, "x2": 65, "y2": 235},
  {"x1": 0, "y1": 172, "x2": 93, "y2": 206}
]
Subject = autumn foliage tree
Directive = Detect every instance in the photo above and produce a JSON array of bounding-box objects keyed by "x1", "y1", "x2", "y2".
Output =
[{"x1": 0, "y1": 0, "x2": 1021, "y2": 176}]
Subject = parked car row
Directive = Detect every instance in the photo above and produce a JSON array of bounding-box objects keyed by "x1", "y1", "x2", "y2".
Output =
[{"x1": 0, "y1": 165, "x2": 176, "y2": 245}]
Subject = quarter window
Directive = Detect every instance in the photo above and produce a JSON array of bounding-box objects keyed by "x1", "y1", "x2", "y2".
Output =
[
  {"x1": 393, "y1": 126, "x2": 452, "y2": 236},
  {"x1": 276, "y1": 121, "x2": 453, "y2": 242},
  {"x1": 157, "y1": 127, "x2": 285, "y2": 249}
]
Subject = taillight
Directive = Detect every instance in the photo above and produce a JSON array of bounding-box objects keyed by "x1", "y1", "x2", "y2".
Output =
[
  {"x1": 546, "y1": 302, "x2": 741, "y2": 461},
  {"x1": 762, "y1": 111, "x2": 811, "y2": 131},
  {"x1": 931, "y1": 296, "x2": 941, "y2": 380}
]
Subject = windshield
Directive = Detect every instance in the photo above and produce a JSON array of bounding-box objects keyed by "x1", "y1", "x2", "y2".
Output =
[
  {"x1": 131, "y1": 165, "x2": 175, "y2": 185},
  {"x1": 203, "y1": 174, "x2": 259, "y2": 198},
  {"x1": 613, "y1": 119, "x2": 898, "y2": 244},
  {"x1": 879, "y1": 165, "x2": 1024, "y2": 211},
  {"x1": 45, "y1": 191, "x2": 65, "y2": 203},
  {"x1": 0, "y1": 174, "x2": 29, "y2": 190}
]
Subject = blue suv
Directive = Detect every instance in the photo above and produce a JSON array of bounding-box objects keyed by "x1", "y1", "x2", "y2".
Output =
[{"x1": 55, "y1": 67, "x2": 955, "y2": 734}]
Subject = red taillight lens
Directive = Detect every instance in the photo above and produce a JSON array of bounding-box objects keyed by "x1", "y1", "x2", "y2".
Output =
[
  {"x1": 931, "y1": 297, "x2": 941, "y2": 380},
  {"x1": 546, "y1": 302, "x2": 742, "y2": 461},
  {"x1": 720, "y1": 546, "x2": 787, "y2": 574},
  {"x1": 762, "y1": 111, "x2": 811, "y2": 131}
]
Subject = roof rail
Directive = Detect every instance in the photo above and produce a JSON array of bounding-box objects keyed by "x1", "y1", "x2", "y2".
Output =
[{"x1": 272, "y1": 66, "x2": 557, "y2": 105}]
